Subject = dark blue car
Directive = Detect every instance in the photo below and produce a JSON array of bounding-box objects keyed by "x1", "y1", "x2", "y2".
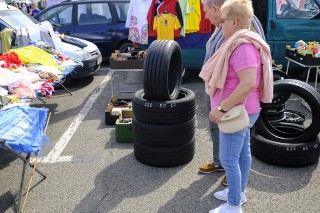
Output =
[{"x1": 34, "y1": 0, "x2": 132, "y2": 61}]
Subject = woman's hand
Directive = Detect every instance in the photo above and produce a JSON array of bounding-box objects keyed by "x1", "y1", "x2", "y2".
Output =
[{"x1": 209, "y1": 107, "x2": 225, "y2": 123}]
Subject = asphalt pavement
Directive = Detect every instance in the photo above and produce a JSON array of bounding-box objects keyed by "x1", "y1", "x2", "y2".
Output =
[{"x1": 1, "y1": 66, "x2": 320, "y2": 213}]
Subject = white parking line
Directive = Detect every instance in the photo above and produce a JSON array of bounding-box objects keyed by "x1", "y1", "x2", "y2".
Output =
[{"x1": 40, "y1": 72, "x2": 111, "y2": 164}]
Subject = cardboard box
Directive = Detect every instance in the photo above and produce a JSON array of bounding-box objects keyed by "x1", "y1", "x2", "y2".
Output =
[
  {"x1": 109, "y1": 58, "x2": 144, "y2": 69},
  {"x1": 105, "y1": 100, "x2": 132, "y2": 125}
]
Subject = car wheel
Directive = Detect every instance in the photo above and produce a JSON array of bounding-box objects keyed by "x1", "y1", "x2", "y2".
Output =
[{"x1": 119, "y1": 42, "x2": 134, "y2": 53}]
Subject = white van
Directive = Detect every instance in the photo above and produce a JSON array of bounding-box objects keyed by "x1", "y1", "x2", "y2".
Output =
[{"x1": 0, "y1": 1, "x2": 102, "y2": 86}]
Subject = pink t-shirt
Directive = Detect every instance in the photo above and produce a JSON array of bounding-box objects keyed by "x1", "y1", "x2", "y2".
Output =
[{"x1": 211, "y1": 43, "x2": 262, "y2": 114}]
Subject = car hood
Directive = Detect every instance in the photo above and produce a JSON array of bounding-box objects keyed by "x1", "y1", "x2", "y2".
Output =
[{"x1": 38, "y1": 21, "x2": 100, "y2": 57}]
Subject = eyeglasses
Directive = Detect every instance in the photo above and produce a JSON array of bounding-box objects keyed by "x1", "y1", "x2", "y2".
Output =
[{"x1": 220, "y1": 18, "x2": 234, "y2": 24}]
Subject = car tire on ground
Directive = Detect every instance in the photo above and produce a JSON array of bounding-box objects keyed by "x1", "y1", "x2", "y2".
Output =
[
  {"x1": 134, "y1": 137, "x2": 195, "y2": 167},
  {"x1": 254, "y1": 79, "x2": 320, "y2": 143},
  {"x1": 132, "y1": 88, "x2": 196, "y2": 124},
  {"x1": 143, "y1": 40, "x2": 182, "y2": 101},
  {"x1": 133, "y1": 116, "x2": 195, "y2": 147},
  {"x1": 251, "y1": 127, "x2": 320, "y2": 167},
  {"x1": 182, "y1": 67, "x2": 192, "y2": 83}
]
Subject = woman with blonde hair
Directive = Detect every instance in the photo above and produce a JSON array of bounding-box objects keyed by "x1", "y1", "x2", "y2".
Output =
[{"x1": 199, "y1": 0, "x2": 273, "y2": 212}]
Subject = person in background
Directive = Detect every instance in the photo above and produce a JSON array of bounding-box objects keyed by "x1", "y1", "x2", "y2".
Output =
[
  {"x1": 12, "y1": 1, "x2": 19, "y2": 8},
  {"x1": 199, "y1": 0, "x2": 273, "y2": 212},
  {"x1": 199, "y1": 0, "x2": 265, "y2": 187},
  {"x1": 38, "y1": 0, "x2": 46, "y2": 11},
  {"x1": 29, "y1": 3, "x2": 41, "y2": 16},
  {"x1": 21, "y1": 3, "x2": 28, "y2": 13}
]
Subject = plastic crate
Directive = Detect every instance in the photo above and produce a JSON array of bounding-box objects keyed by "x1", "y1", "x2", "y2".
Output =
[{"x1": 115, "y1": 109, "x2": 133, "y2": 143}]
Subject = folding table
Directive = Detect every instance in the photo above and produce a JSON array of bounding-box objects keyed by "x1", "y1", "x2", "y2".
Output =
[
  {"x1": 0, "y1": 105, "x2": 49, "y2": 213},
  {"x1": 285, "y1": 57, "x2": 320, "y2": 90}
]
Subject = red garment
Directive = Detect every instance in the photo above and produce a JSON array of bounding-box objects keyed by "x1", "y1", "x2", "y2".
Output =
[
  {"x1": 0, "y1": 52, "x2": 22, "y2": 65},
  {"x1": 147, "y1": 0, "x2": 183, "y2": 38},
  {"x1": 198, "y1": 2, "x2": 212, "y2": 34}
]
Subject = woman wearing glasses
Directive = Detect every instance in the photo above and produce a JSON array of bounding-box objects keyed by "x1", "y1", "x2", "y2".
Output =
[{"x1": 199, "y1": 0, "x2": 273, "y2": 212}]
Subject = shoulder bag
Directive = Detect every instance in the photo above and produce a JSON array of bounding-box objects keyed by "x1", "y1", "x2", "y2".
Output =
[{"x1": 217, "y1": 91, "x2": 249, "y2": 133}]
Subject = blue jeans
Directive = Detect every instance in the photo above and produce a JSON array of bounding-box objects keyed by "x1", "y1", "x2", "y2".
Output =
[
  {"x1": 219, "y1": 113, "x2": 260, "y2": 206},
  {"x1": 205, "y1": 93, "x2": 221, "y2": 166}
]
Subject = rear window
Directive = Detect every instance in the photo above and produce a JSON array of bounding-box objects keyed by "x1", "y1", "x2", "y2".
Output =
[
  {"x1": 77, "y1": 2, "x2": 112, "y2": 25},
  {"x1": 113, "y1": 2, "x2": 130, "y2": 22},
  {"x1": 276, "y1": 0, "x2": 320, "y2": 18},
  {"x1": 0, "y1": 9, "x2": 38, "y2": 28}
]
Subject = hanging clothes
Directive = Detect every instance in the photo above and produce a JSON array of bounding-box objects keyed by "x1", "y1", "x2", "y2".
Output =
[
  {"x1": 15, "y1": 28, "x2": 31, "y2": 47},
  {"x1": 0, "y1": 28, "x2": 13, "y2": 53},
  {"x1": 178, "y1": 0, "x2": 190, "y2": 37},
  {"x1": 147, "y1": 0, "x2": 183, "y2": 38},
  {"x1": 153, "y1": 13, "x2": 181, "y2": 40},
  {"x1": 185, "y1": 0, "x2": 201, "y2": 34},
  {"x1": 198, "y1": 2, "x2": 212, "y2": 34},
  {"x1": 125, "y1": 0, "x2": 153, "y2": 44}
]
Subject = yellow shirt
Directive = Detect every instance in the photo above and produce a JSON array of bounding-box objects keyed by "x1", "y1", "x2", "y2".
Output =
[
  {"x1": 0, "y1": 28, "x2": 13, "y2": 53},
  {"x1": 153, "y1": 13, "x2": 181, "y2": 40},
  {"x1": 186, "y1": 0, "x2": 201, "y2": 33}
]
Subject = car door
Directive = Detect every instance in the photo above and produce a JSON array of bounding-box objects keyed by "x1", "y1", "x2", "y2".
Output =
[
  {"x1": 74, "y1": 1, "x2": 117, "y2": 57},
  {"x1": 36, "y1": 3, "x2": 76, "y2": 36},
  {"x1": 269, "y1": 0, "x2": 320, "y2": 64}
]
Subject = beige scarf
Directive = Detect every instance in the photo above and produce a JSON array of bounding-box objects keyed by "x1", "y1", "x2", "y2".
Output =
[{"x1": 199, "y1": 29, "x2": 273, "y2": 103}]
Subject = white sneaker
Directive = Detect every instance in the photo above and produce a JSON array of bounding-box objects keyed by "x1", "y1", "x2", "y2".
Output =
[
  {"x1": 214, "y1": 188, "x2": 247, "y2": 205},
  {"x1": 209, "y1": 203, "x2": 243, "y2": 213}
]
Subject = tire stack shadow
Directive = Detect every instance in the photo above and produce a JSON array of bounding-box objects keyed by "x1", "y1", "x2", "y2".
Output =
[{"x1": 132, "y1": 40, "x2": 196, "y2": 167}]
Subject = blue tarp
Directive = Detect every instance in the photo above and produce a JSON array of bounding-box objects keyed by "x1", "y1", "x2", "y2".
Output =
[{"x1": 0, "y1": 105, "x2": 49, "y2": 154}]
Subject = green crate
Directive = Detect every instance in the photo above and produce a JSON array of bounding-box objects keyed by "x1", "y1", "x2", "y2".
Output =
[{"x1": 115, "y1": 118, "x2": 133, "y2": 143}]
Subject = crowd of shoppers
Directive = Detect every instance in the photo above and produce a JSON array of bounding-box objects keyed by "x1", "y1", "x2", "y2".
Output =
[{"x1": 11, "y1": 0, "x2": 46, "y2": 16}]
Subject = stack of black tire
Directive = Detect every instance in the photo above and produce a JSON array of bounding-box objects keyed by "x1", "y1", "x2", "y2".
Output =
[
  {"x1": 132, "y1": 40, "x2": 196, "y2": 167},
  {"x1": 251, "y1": 78, "x2": 320, "y2": 167}
]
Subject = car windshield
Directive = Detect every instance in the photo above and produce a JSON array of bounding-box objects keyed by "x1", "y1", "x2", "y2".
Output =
[
  {"x1": 0, "y1": 9, "x2": 39, "y2": 28},
  {"x1": 277, "y1": 0, "x2": 320, "y2": 18}
]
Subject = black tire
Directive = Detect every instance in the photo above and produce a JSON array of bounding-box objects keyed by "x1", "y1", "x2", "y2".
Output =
[
  {"x1": 143, "y1": 40, "x2": 182, "y2": 101},
  {"x1": 182, "y1": 67, "x2": 192, "y2": 83},
  {"x1": 134, "y1": 137, "x2": 195, "y2": 167},
  {"x1": 255, "y1": 79, "x2": 320, "y2": 143},
  {"x1": 283, "y1": 110, "x2": 306, "y2": 125},
  {"x1": 133, "y1": 116, "x2": 195, "y2": 147},
  {"x1": 251, "y1": 128, "x2": 320, "y2": 167},
  {"x1": 119, "y1": 42, "x2": 134, "y2": 53},
  {"x1": 273, "y1": 69, "x2": 289, "y2": 81},
  {"x1": 264, "y1": 104, "x2": 286, "y2": 122},
  {"x1": 272, "y1": 68, "x2": 291, "y2": 103},
  {"x1": 54, "y1": 74, "x2": 72, "y2": 89},
  {"x1": 132, "y1": 88, "x2": 196, "y2": 124}
]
